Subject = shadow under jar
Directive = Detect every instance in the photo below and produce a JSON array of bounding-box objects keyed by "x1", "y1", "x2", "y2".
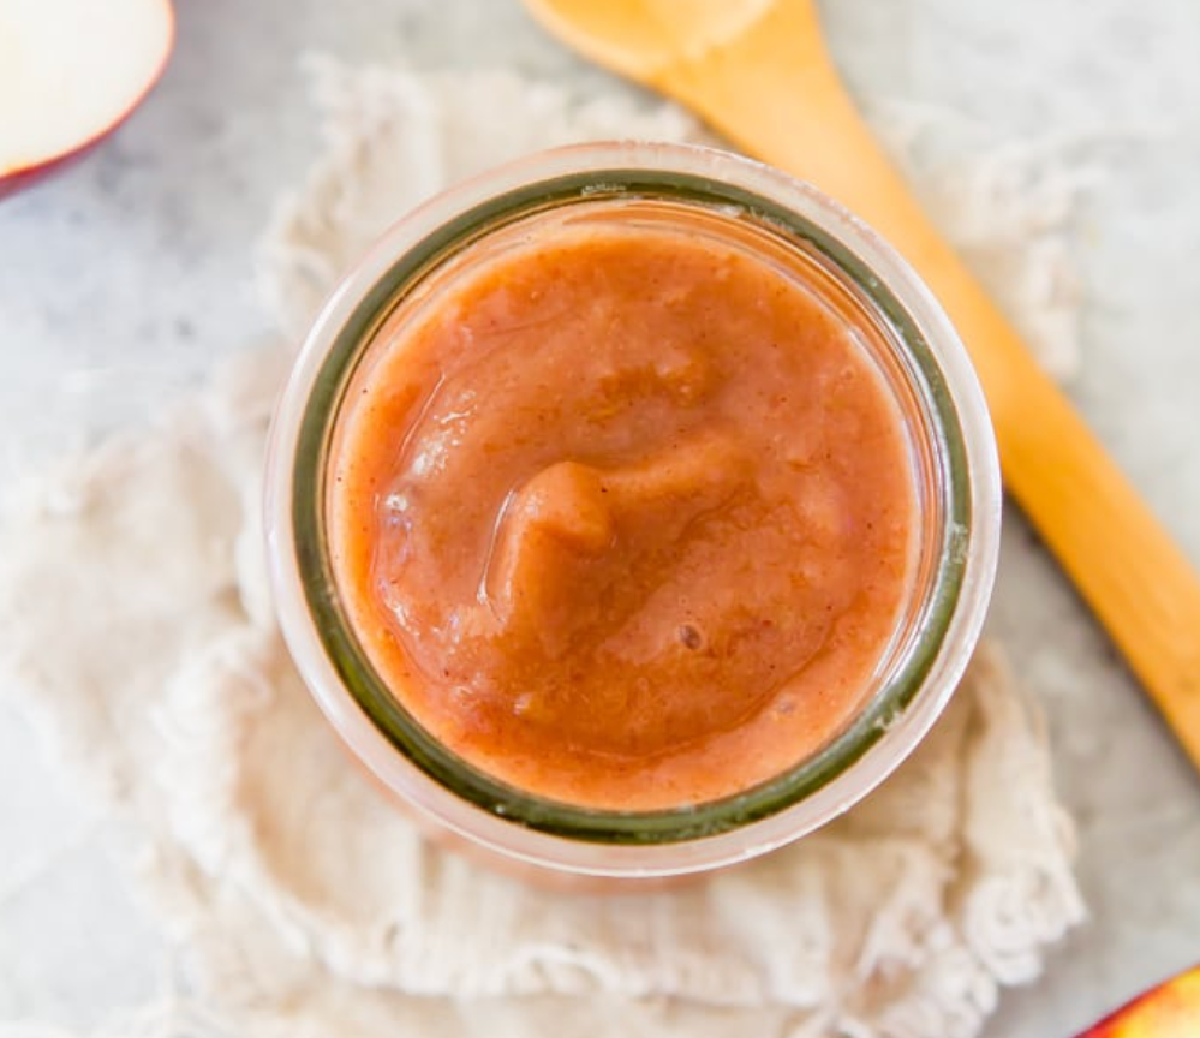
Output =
[{"x1": 264, "y1": 142, "x2": 1001, "y2": 890}]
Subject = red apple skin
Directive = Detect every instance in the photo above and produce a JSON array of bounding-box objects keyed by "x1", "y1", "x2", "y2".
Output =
[
  {"x1": 0, "y1": 144, "x2": 101, "y2": 201},
  {"x1": 1077, "y1": 964, "x2": 1200, "y2": 1038},
  {"x1": 0, "y1": 0, "x2": 176, "y2": 200}
]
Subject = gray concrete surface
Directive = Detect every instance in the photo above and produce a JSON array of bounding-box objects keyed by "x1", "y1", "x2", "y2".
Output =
[{"x1": 1, "y1": 0, "x2": 1199, "y2": 1034}]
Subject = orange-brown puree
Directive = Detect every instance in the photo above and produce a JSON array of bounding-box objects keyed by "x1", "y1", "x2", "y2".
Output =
[{"x1": 330, "y1": 222, "x2": 915, "y2": 810}]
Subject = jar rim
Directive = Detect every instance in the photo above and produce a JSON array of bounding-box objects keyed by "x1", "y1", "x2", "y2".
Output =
[{"x1": 264, "y1": 141, "x2": 1001, "y2": 877}]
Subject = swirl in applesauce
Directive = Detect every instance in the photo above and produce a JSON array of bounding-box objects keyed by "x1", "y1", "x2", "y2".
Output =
[{"x1": 329, "y1": 219, "x2": 915, "y2": 810}]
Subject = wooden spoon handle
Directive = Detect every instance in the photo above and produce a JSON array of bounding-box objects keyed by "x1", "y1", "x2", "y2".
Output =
[{"x1": 658, "y1": 0, "x2": 1200, "y2": 766}]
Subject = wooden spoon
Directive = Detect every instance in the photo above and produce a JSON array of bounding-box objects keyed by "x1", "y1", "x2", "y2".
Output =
[{"x1": 522, "y1": 0, "x2": 1200, "y2": 771}]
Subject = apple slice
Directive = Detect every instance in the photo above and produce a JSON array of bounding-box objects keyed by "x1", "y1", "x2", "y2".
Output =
[
  {"x1": 1077, "y1": 964, "x2": 1200, "y2": 1037},
  {"x1": 0, "y1": 0, "x2": 174, "y2": 197}
]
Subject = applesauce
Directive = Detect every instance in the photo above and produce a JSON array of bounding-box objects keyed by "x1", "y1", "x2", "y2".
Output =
[
  {"x1": 329, "y1": 222, "x2": 915, "y2": 810},
  {"x1": 266, "y1": 143, "x2": 1000, "y2": 879}
]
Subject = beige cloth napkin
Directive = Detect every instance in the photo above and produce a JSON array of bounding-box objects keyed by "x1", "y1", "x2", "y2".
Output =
[{"x1": 0, "y1": 59, "x2": 1087, "y2": 1038}]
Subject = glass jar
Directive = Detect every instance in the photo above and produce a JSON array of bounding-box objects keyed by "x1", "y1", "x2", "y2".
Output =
[{"x1": 264, "y1": 141, "x2": 1001, "y2": 885}]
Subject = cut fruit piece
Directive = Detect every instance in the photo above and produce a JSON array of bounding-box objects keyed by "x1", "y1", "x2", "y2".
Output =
[
  {"x1": 0, "y1": 0, "x2": 175, "y2": 196},
  {"x1": 1077, "y1": 964, "x2": 1200, "y2": 1037}
]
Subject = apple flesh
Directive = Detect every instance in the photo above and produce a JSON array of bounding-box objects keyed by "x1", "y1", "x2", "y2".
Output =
[
  {"x1": 1077, "y1": 965, "x2": 1200, "y2": 1037},
  {"x1": 0, "y1": 0, "x2": 174, "y2": 197}
]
